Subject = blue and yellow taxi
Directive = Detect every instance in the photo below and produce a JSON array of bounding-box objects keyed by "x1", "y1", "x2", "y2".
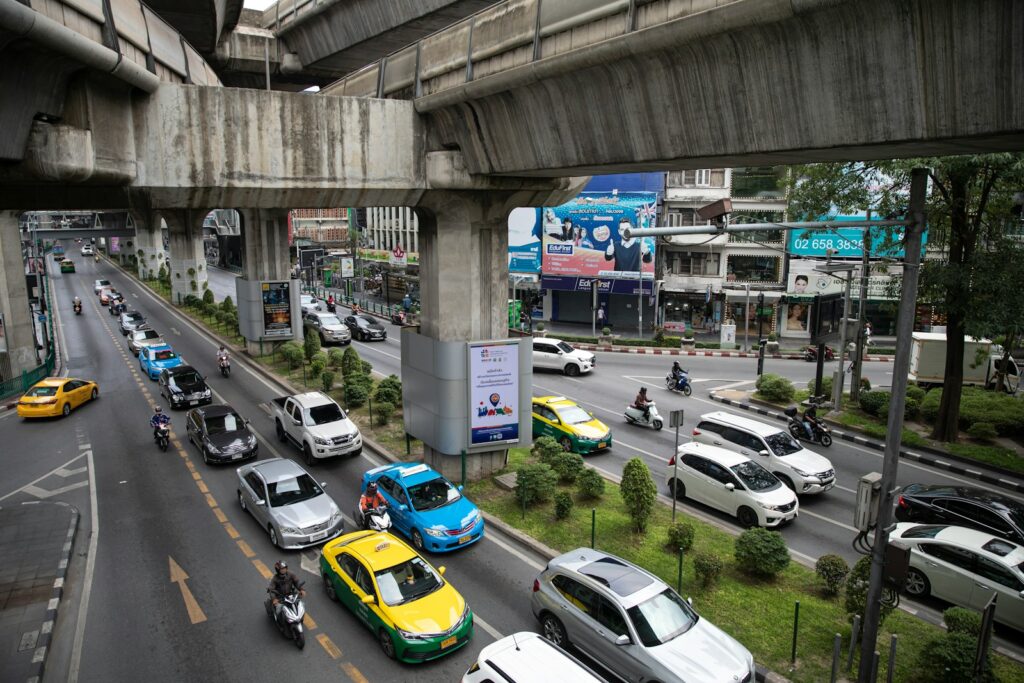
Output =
[
  {"x1": 360, "y1": 463, "x2": 484, "y2": 553},
  {"x1": 531, "y1": 395, "x2": 612, "y2": 454},
  {"x1": 17, "y1": 377, "x2": 99, "y2": 418},
  {"x1": 139, "y1": 344, "x2": 184, "y2": 380},
  {"x1": 320, "y1": 531, "x2": 473, "y2": 662}
]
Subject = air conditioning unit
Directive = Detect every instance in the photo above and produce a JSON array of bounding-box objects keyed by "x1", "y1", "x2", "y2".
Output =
[{"x1": 855, "y1": 472, "x2": 882, "y2": 532}]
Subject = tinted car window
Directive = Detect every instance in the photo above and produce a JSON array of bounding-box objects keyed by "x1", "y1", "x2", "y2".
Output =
[
  {"x1": 626, "y1": 589, "x2": 697, "y2": 647},
  {"x1": 697, "y1": 421, "x2": 723, "y2": 435},
  {"x1": 721, "y1": 427, "x2": 760, "y2": 452},
  {"x1": 940, "y1": 501, "x2": 1013, "y2": 535},
  {"x1": 764, "y1": 432, "x2": 803, "y2": 456},
  {"x1": 594, "y1": 595, "x2": 629, "y2": 637},
  {"x1": 308, "y1": 403, "x2": 344, "y2": 425},
  {"x1": 407, "y1": 476, "x2": 460, "y2": 511},
  {"x1": 338, "y1": 552, "x2": 359, "y2": 580},
  {"x1": 267, "y1": 474, "x2": 323, "y2": 507},
  {"x1": 681, "y1": 453, "x2": 708, "y2": 475},
  {"x1": 27, "y1": 385, "x2": 58, "y2": 397},
  {"x1": 732, "y1": 460, "x2": 780, "y2": 492},
  {"x1": 205, "y1": 413, "x2": 243, "y2": 434},
  {"x1": 705, "y1": 462, "x2": 736, "y2": 486},
  {"x1": 552, "y1": 575, "x2": 595, "y2": 617},
  {"x1": 975, "y1": 556, "x2": 1023, "y2": 590},
  {"x1": 919, "y1": 543, "x2": 976, "y2": 571}
]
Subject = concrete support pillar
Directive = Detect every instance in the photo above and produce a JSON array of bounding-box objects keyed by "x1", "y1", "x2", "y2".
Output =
[
  {"x1": 238, "y1": 208, "x2": 302, "y2": 355},
  {"x1": 162, "y1": 209, "x2": 209, "y2": 305},
  {"x1": 0, "y1": 211, "x2": 39, "y2": 379},
  {"x1": 130, "y1": 210, "x2": 166, "y2": 281}
]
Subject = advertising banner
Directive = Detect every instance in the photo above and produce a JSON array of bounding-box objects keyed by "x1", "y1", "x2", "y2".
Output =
[
  {"x1": 468, "y1": 341, "x2": 520, "y2": 447},
  {"x1": 540, "y1": 275, "x2": 653, "y2": 295},
  {"x1": 787, "y1": 261, "x2": 900, "y2": 300},
  {"x1": 359, "y1": 248, "x2": 419, "y2": 265},
  {"x1": 389, "y1": 244, "x2": 407, "y2": 267},
  {"x1": 541, "y1": 191, "x2": 657, "y2": 281},
  {"x1": 109, "y1": 237, "x2": 120, "y2": 254},
  {"x1": 787, "y1": 218, "x2": 927, "y2": 258},
  {"x1": 508, "y1": 207, "x2": 542, "y2": 273},
  {"x1": 261, "y1": 281, "x2": 293, "y2": 338},
  {"x1": 340, "y1": 257, "x2": 354, "y2": 279}
]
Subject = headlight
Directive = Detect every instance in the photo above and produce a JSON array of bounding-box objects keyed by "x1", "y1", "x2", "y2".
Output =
[
  {"x1": 757, "y1": 502, "x2": 782, "y2": 511},
  {"x1": 202, "y1": 389, "x2": 211, "y2": 397},
  {"x1": 314, "y1": 436, "x2": 331, "y2": 445},
  {"x1": 280, "y1": 526, "x2": 301, "y2": 534},
  {"x1": 397, "y1": 627, "x2": 427, "y2": 641},
  {"x1": 204, "y1": 440, "x2": 220, "y2": 453},
  {"x1": 248, "y1": 436, "x2": 258, "y2": 446},
  {"x1": 424, "y1": 527, "x2": 446, "y2": 538},
  {"x1": 791, "y1": 468, "x2": 812, "y2": 478},
  {"x1": 467, "y1": 510, "x2": 480, "y2": 525},
  {"x1": 330, "y1": 510, "x2": 342, "y2": 524}
]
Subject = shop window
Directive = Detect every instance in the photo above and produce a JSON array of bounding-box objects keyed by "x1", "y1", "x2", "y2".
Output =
[
  {"x1": 731, "y1": 166, "x2": 787, "y2": 199},
  {"x1": 669, "y1": 252, "x2": 720, "y2": 276},
  {"x1": 667, "y1": 170, "x2": 726, "y2": 188},
  {"x1": 726, "y1": 255, "x2": 780, "y2": 283}
]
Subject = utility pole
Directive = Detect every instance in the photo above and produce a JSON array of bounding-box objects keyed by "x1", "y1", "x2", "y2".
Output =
[
  {"x1": 756, "y1": 291, "x2": 766, "y2": 375},
  {"x1": 851, "y1": 214, "x2": 872, "y2": 402},
  {"x1": 857, "y1": 168, "x2": 927, "y2": 682},
  {"x1": 832, "y1": 270, "x2": 854, "y2": 410},
  {"x1": 744, "y1": 283, "x2": 750, "y2": 351}
]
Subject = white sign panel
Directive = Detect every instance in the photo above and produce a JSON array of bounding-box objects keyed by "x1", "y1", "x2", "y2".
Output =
[
  {"x1": 340, "y1": 257, "x2": 354, "y2": 279},
  {"x1": 468, "y1": 341, "x2": 520, "y2": 447},
  {"x1": 389, "y1": 244, "x2": 407, "y2": 267}
]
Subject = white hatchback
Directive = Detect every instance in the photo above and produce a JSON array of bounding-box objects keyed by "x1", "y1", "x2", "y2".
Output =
[
  {"x1": 532, "y1": 338, "x2": 595, "y2": 377},
  {"x1": 667, "y1": 442, "x2": 798, "y2": 528},
  {"x1": 462, "y1": 631, "x2": 606, "y2": 683}
]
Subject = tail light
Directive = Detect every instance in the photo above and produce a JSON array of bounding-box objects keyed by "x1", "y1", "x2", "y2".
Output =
[
  {"x1": 668, "y1": 454, "x2": 676, "y2": 466},
  {"x1": 897, "y1": 495, "x2": 909, "y2": 509},
  {"x1": 532, "y1": 578, "x2": 540, "y2": 593},
  {"x1": 692, "y1": 428, "x2": 701, "y2": 436}
]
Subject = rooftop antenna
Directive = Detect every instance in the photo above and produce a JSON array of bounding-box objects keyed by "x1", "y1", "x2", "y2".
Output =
[{"x1": 512, "y1": 632, "x2": 521, "y2": 651}]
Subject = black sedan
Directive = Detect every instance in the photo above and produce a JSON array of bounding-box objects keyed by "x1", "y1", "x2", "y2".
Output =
[
  {"x1": 895, "y1": 483, "x2": 1024, "y2": 546},
  {"x1": 185, "y1": 404, "x2": 258, "y2": 465},
  {"x1": 158, "y1": 365, "x2": 212, "y2": 410},
  {"x1": 344, "y1": 314, "x2": 387, "y2": 341}
]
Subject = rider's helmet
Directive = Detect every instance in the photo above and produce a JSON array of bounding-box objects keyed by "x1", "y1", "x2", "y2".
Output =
[
  {"x1": 274, "y1": 561, "x2": 288, "y2": 575},
  {"x1": 366, "y1": 481, "x2": 378, "y2": 495},
  {"x1": 154, "y1": 406, "x2": 163, "y2": 414},
  {"x1": 640, "y1": 387, "x2": 647, "y2": 395}
]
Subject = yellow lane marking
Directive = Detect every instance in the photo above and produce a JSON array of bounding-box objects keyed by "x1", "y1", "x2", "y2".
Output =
[
  {"x1": 171, "y1": 440, "x2": 183, "y2": 450},
  {"x1": 304, "y1": 614, "x2": 317, "y2": 630},
  {"x1": 224, "y1": 523, "x2": 240, "y2": 539},
  {"x1": 236, "y1": 540, "x2": 255, "y2": 558},
  {"x1": 212, "y1": 507, "x2": 227, "y2": 523},
  {"x1": 341, "y1": 663, "x2": 369, "y2": 683},
  {"x1": 317, "y1": 634, "x2": 340, "y2": 659},
  {"x1": 253, "y1": 559, "x2": 273, "y2": 579},
  {"x1": 185, "y1": 459, "x2": 196, "y2": 470},
  {"x1": 204, "y1": 493, "x2": 217, "y2": 508},
  {"x1": 168, "y1": 556, "x2": 207, "y2": 624},
  {"x1": 196, "y1": 480, "x2": 208, "y2": 494},
  {"x1": 192, "y1": 471, "x2": 201, "y2": 481}
]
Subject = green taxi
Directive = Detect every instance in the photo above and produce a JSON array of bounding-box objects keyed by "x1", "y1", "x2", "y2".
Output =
[
  {"x1": 531, "y1": 395, "x2": 612, "y2": 454},
  {"x1": 320, "y1": 530, "x2": 473, "y2": 663},
  {"x1": 60, "y1": 259, "x2": 76, "y2": 273}
]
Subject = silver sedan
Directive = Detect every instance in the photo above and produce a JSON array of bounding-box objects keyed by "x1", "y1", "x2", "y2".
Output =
[
  {"x1": 127, "y1": 329, "x2": 164, "y2": 356},
  {"x1": 236, "y1": 458, "x2": 344, "y2": 549}
]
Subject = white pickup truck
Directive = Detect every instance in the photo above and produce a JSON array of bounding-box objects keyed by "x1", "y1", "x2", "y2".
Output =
[{"x1": 271, "y1": 392, "x2": 362, "y2": 465}]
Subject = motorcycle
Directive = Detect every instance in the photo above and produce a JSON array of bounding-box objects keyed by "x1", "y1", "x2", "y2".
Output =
[
  {"x1": 356, "y1": 505, "x2": 392, "y2": 532},
  {"x1": 218, "y1": 356, "x2": 231, "y2": 377},
  {"x1": 624, "y1": 401, "x2": 663, "y2": 430},
  {"x1": 390, "y1": 311, "x2": 407, "y2": 326},
  {"x1": 155, "y1": 424, "x2": 170, "y2": 452},
  {"x1": 664, "y1": 371, "x2": 693, "y2": 396},
  {"x1": 73, "y1": 302, "x2": 82, "y2": 315},
  {"x1": 803, "y1": 345, "x2": 835, "y2": 362},
  {"x1": 784, "y1": 406, "x2": 833, "y2": 447},
  {"x1": 266, "y1": 585, "x2": 306, "y2": 649},
  {"x1": 326, "y1": 300, "x2": 336, "y2": 313}
]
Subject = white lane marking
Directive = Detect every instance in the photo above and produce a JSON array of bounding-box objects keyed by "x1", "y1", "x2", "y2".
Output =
[
  {"x1": 68, "y1": 443, "x2": 98, "y2": 683},
  {"x1": 484, "y1": 532, "x2": 545, "y2": 572},
  {"x1": 131, "y1": 293, "x2": 138, "y2": 298},
  {"x1": 22, "y1": 481, "x2": 90, "y2": 499},
  {"x1": 170, "y1": 327, "x2": 180, "y2": 335},
  {"x1": 56, "y1": 466, "x2": 88, "y2": 477},
  {"x1": 474, "y1": 614, "x2": 503, "y2": 641},
  {"x1": 714, "y1": 379, "x2": 756, "y2": 391},
  {"x1": 834, "y1": 484, "x2": 857, "y2": 494},
  {"x1": 352, "y1": 340, "x2": 400, "y2": 361},
  {"x1": 0, "y1": 453, "x2": 87, "y2": 502},
  {"x1": 799, "y1": 508, "x2": 858, "y2": 532}
]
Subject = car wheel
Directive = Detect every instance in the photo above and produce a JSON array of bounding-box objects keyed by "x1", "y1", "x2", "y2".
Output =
[
  {"x1": 669, "y1": 478, "x2": 685, "y2": 500},
  {"x1": 904, "y1": 568, "x2": 930, "y2": 597},
  {"x1": 275, "y1": 420, "x2": 286, "y2": 443},
  {"x1": 776, "y1": 474, "x2": 796, "y2": 492},
  {"x1": 323, "y1": 571, "x2": 338, "y2": 602},
  {"x1": 62, "y1": 402, "x2": 71, "y2": 417},
  {"x1": 541, "y1": 614, "x2": 568, "y2": 648},
  {"x1": 564, "y1": 364, "x2": 580, "y2": 377},
  {"x1": 378, "y1": 629, "x2": 396, "y2": 660},
  {"x1": 90, "y1": 387, "x2": 98, "y2": 401},
  {"x1": 559, "y1": 437, "x2": 573, "y2": 453},
  {"x1": 304, "y1": 444, "x2": 315, "y2": 467},
  {"x1": 411, "y1": 529, "x2": 424, "y2": 551},
  {"x1": 238, "y1": 490, "x2": 246, "y2": 511},
  {"x1": 269, "y1": 525, "x2": 280, "y2": 548},
  {"x1": 737, "y1": 506, "x2": 759, "y2": 529}
]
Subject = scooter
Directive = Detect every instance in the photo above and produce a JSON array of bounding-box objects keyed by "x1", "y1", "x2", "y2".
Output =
[
  {"x1": 784, "y1": 407, "x2": 833, "y2": 447},
  {"x1": 355, "y1": 505, "x2": 392, "y2": 532},
  {"x1": 664, "y1": 371, "x2": 693, "y2": 396},
  {"x1": 219, "y1": 356, "x2": 231, "y2": 377},
  {"x1": 390, "y1": 311, "x2": 407, "y2": 326},
  {"x1": 155, "y1": 425, "x2": 170, "y2": 452},
  {"x1": 265, "y1": 585, "x2": 306, "y2": 649},
  {"x1": 326, "y1": 300, "x2": 336, "y2": 313},
  {"x1": 803, "y1": 345, "x2": 835, "y2": 362},
  {"x1": 624, "y1": 401, "x2": 663, "y2": 430},
  {"x1": 73, "y1": 302, "x2": 82, "y2": 315}
]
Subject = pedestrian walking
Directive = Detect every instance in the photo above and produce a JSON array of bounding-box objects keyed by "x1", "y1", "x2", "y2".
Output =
[
  {"x1": 519, "y1": 309, "x2": 528, "y2": 332},
  {"x1": 597, "y1": 304, "x2": 606, "y2": 329}
]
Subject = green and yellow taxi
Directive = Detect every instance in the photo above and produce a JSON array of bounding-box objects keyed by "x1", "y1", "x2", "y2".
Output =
[
  {"x1": 320, "y1": 530, "x2": 473, "y2": 663},
  {"x1": 531, "y1": 395, "x2": 612, "y2": 454},
  {"x1": 59, "y1": 259, "x2": 76, "y2": 273}
]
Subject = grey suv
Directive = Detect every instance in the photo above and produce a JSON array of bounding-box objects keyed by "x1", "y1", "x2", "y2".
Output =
[{"x1": 531, "y1": 548, "x2": 753, "y2": 683}]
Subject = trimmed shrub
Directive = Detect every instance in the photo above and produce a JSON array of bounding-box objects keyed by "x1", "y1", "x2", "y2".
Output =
[
  {"x1": 514, "y1": 462, "x2": 558, "y2": 507},
  {"x1": 344, "y1": 383, "x2": 368, "y2": 408},
  {"x1": 347, "y1": 373, "x2": 374, "y2": 393},
  {"x1": 202, "y1": 288, "x2": 215, "y2": 305},
  {"x1": 532, "y1": 436, "x2": 563, "y2": 466},
  {"x1": 922, "y1": 386, "x2": 1024, "y2": 436},
  {"x1": 320, "y1": 370, "x2": 335, "y2": 393},
  {"x1": 734, "y1": 528, "x2": 790, "y2": 578},
  {"x1": 360, "y1": 359, "x2": 373, "y2": 376},
  {"x1": 225, "y1": 313, "x2": 238, "y2": 334},
  {"x1": 915, "y1": 632, "x2": 996, "y2": 683},
  {"x1": 328, "y1": 348, "x2": 345, "y2": 368},
  {"x1": 310, "y1": 359, "x2": 326, "y2": 380},
  {"x1": 576, "y1": 468, "x2": 606, "y2": 500},
  {"x1": 280, "y1": 342, "x2": 304, "y2": 369},
  {"x1": 341, "y1": 346, "x2": 363, "y2": 378},
  {"x1": 755, "y1": 373, "x2": 795, "y2": 402},
  {"x1": 906, "y1": 385, "x2": 926, "y2": 403},
  {"x1": 944, "y1": 607, "x2": 982, "y2": 637},
  {"x1": 807, "y1": 375, "x2": 834, "y2": 397},
  {"x1": 304, "y1": 332, "x2": 321, "y2": 362},
  {"x1": 220, "y1": 296, "x2": 235, "y2": 312},
  {"x1": 313, "y1": 351, "x2": 329, "y2": 367},
  {"x1": 157, "y1": 264, "x2": 167, "y2": 281},
  {"x1": 373, "y1": 401, "x2": 395, "y2": 426},
  {"x1": 666, "y1": 522, "x2": 695, "y2": 552},
  {"x1": 620, "y1": 458, "x2": 657, "y2": 533},
  {"x1": 601, "y1": 326, "x2": 611, "y2": 336},
  {"x1": 551, "y1": 451, "x2": 584, "y2": 484},
  {"x1": 553, "y1": 492, "x2": 573, "y2": 520},
  {"x1": 845, "y1": 556, "x2": 894, "y2": 625},
  {"x1": 815, "y1": 554, "x2": 850, "y2": 596},
  {"x1": 967, "y1": 422, "x2": 998, "y2": 441},
  {"x1": 693, "y1": 552, "x2": 723, "y2": 588},
  {"x1": 183, "y1": 294, "x2": 200, "y2": 307},
  {"x1": 859, "y1": 390, "x2": 889, "y2": 417}
]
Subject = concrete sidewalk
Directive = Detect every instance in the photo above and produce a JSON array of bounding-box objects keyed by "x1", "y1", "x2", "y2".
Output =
[{"x1": 0, "y1": 501, "x2": 78, "y2": 683}]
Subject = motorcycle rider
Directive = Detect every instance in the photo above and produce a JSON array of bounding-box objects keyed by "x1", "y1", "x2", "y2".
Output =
[
  {"x1": 802, "y1": 404, "x2": 819, "y2": 440},
  {"x1": 326, "y1": 294, "x2": 335, "y2": 311},
  {"x1": 150, "y1": 406, "x2": 171, "y2": 440},
  {"x1": 217, "y1": 345, "x2": 230, "y2": 367},
  {"x1": 359, "y1": 481, "x2": 387, "y2": 526},
  {"x1": 72, "y1": 296, "x2": 82, "y2": 312},
  {"x1": 633, "y1": 386, "x2": 652, "y2": 421},
  {"x1": 268, "y1": 561, "x2": 304, "y2": 618},
  {"x1": 670, "y1": 361, "x2": 685, "y2": 389}
]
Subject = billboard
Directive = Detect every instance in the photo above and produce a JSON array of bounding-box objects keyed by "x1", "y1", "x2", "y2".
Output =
[
  {"x1": 468, "y1": 340, "x2": 520, "y2": 447},
  {"x1": 787, "y1": 217, "x2": 927, "y2": 258},
  {"x1": 261, "y1": 281, "x2": 293, "y2": 337},
  {"x1": 787, "y1": 261, "x2": 900, "y2": 300},
  {"x1": 541, "y1": 191, "x2": 657, "y2": 281},
  {"x1": 508, "y1": 207, "x2": 542, "y2": 274},
  {"x1": 109, "y1": 237, "x2": 120, "y2": 254}
]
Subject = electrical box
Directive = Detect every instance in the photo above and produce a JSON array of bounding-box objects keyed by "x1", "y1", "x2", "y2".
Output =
[
  {"x1": 883, "y1": 543, "x2": 911, "y2": 588},
  {"x1": 855, "y1": 472, "x2": 882, "y2": 532}
]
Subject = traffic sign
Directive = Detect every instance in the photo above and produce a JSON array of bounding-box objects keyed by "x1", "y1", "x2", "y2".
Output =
[{"x1": 669, "y1": 409, "x2": 684, "y2": 429}]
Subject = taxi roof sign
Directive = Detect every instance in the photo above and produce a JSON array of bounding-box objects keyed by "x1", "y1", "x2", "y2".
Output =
[
  {"x1": 400, "y1": 463, "x2": 430, "y2": 478},
  {"x1": 375, "y1": 541, "x2": 391, "y2": 552}
]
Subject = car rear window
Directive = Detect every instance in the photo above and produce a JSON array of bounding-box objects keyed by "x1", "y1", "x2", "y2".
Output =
[
  {"x1": 902, "y1": 524, "x2": 947, "y2": 539},
  {"x1": 696, "y1": 421, "x2": 723, "y2": 434},
  {"x1": 154, "y1": 350, "x2": 176, "y2": 361},
  {"x1": 27, "y1": 386, "x2": 58, "y2": 397}
]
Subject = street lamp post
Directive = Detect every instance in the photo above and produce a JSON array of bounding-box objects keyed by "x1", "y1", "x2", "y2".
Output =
[{"x1": 744, "y1": 283, "x2": 750, "y2": 352}]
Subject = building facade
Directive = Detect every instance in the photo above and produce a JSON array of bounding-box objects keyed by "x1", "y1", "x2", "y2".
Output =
[{"x1": 290, "y1": 208, "x2": 349, "y2": 244}]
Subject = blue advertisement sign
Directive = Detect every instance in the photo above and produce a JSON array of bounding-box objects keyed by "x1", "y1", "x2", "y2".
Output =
[
  {"x1": 508, "y1": 207, "x2": 542, "y2": 273},
  {"x1": 787, "y1": 215, "x2": 927, "y2": 258},
  {"x1": 540, "y1": 275, "x2": 653, "y2": 295}
]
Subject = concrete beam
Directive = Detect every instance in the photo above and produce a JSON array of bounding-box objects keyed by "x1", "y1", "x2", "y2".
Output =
[
  {"x1": 0, "y1": 211, "x2": 39, "y2": 379},
  {"x1": 163, "y1": 209, "x2": 209, "y2": 304},
  {"x1": 20, "y1": 228, "x2": 136, "y2": 240}
]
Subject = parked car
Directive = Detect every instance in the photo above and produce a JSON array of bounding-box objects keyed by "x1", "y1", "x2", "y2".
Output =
[
  {"x1": 118, "y1": 310, "x2": 148, "y2": 336},
  {"x1": 300, "y1": 294, "x2": 322, "y2": 314},
  {"x1": 237, "y1": 457, "x2": 344, "y2": 549},
  {"x1": 360, "y1": 462, "x2": 484, "y2": 552},
  {"x1": 691, "y1": 412, "x2": 835, "y2": 495},
  {"x1": 345, "y1": 314, "x2": 387, "y2": 341},
  {"x1": 895, "y1": 484, "x2": 1024, "y2": 547},
  {"x1": 271, "y1": 392, "x2": 362, "y2": 464},
  {"x1": 186, "y1": 404, "x2": 258, "y2": 464},
  {"x1": 158, "y1": 365, "x2": 212, "y2": 409},
  {"x1": 17, "y1": 377, "x2": 99, "y2": 419},
  {"x1": 890, "y1": 523, "x2": 1024, "y2": 631},
  {"x1": 303, "y1": 311, "x2": 351, "y2": 345},
  {"x1": 531, "y1": 547, "x2": 754, "y2": 683},
  {"x1": 666, "y1": 442, "x2": 798, "y2": 528},
  {"x1": 463, "y1": 631, "x2": 606, "y2": 683},
  {"x1": 139, "y1": 344, "x2": 184, "y2": 380},
  {"x1": 93, "y1": 278, "x2": 111, "y2": 294},
  {"x1": 532, "y1": 338, "x2": 595, "y2": 377},
  {"x1": 127, "y1": 328, "x2": 164, "y2": 356},
  {"x1": 532, "y1": 396, "x2": 611, "y2": 455}
]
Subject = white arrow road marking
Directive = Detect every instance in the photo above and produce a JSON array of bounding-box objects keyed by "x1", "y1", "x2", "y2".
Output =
[
  {"x1": 300, "y1": 549, "x2": 322, "y2": 576},
  {"x1": 22, "y1": 481, "x2": 89, "y2": 499},
  {"x1": 171, "y1": 327, "x2": 181, "y2": 335},
  {"x1": 55, "y1": 466, "x2": 88, "y2": 478}
]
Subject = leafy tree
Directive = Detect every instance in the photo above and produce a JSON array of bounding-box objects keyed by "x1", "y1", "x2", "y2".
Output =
[
  {"x1": 515, "y1": 462, "x2": 558, "y2": 507},
  {"x1": 620, "y1": 458, "x2": 657, "y2": 533},
  {"x1": 303, "y1": 332, "x2": 321, "y2": 362},
  {"x1": 202, "y1": 289, "x2": 215, "y2": 305}
]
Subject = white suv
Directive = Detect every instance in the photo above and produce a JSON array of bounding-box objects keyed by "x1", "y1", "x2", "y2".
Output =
[
  {"x1": 532, "y1": 338, "x2": 595, "y2": 376},
  {"x1": 667, "y1": 442, "x2": 798, "y2": 528},
  {"x1": 462, "y1": 631, "x2": 605, "y2": 683},
  {"x1": 692, "y1": 411, "x2": 835, "y2": 495}
]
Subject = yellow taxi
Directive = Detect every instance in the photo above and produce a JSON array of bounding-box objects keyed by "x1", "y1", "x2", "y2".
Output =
[
  {"x1": 531, "y1": 395, "x2": 613, "y2": 454},
  {"x1": 320, "y1": 530, "x2": 473, "y2": 663},
  {"x1": 17, "y1": 377, "x2": 99, "y2": 418}
]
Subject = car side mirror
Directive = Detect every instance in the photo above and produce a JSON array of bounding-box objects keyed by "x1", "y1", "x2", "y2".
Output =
[
  {"x1": 615, "y1": 634, "x2": 630, "y2": 646},
  {"x1": 759, "y1": 450, "x2": 769, "y2": 457},
  {"x1": 725, "y1": 483, "x2": 735, "y2": 491},
  {"x1": 292, "y1": 418, "x2": 301, "y2": 426},
  {"x1": 255, "y1": 498, "x2": 266, "y2": 507},
  {"x1": 399, "y1": 504, "x2": 408, "y2": 512},
  {"x1": 457, "y1": 485, "x2": 464, "y2": 492},
  {"x1": 361, "y1": 594, "x2": 375, "y2": 605},
  {"x1": 321, "y1": 482, "x2": 327, "y2": 488},
  {"x1": 438, "y1": 566, "x2": 446, "y2": 575}
]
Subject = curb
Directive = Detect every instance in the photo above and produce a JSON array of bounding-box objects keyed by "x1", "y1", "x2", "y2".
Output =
[
  {"x1": 19, "y1": 500, "x2": 79, "y2": 683},
  {"x1": 568, "y1": 343, "x2": 894, "y2": 362},
  {"x1": 707, "y1": 392, "x2": 1024, "y2": 495}
]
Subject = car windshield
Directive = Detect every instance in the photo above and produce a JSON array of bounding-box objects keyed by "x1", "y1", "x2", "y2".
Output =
[
  {"x1": 765, "y1": 432, "x2": 803, "y2": 456},
  {"x1": 902, "y1": 524, "x2": 947, "y2": 539},
  {"x1": 170, "y1": 372, "x2": 202, "y2": 386},
  {"x1": 27, "y1": 386, "x2": 58, "y2": 397},
  {"x1": 127, "y1": 313, "x2": 143, "y2": 321},
  {"x1": 206, "y1": 413, "x2": 244, "y2": 435},
  {"x1": 407, "y1": 476, "x2": 461, "y2": 511},
  {"x1": 301, "y1": 296, "x2": 314, "y2": 304},
  {"x1": 556, "y1": 405, "x2": 593, "y2": 425},
  {"x1": 1004, "y1": 504, "x2": 1024, "y2": 531},
  {"x1": 731, "y1": 460, "x2": 780, "y2": 492},
  {"x1": 267, "y1": 474, "x2": 323, "y2": 507},
  {"x1": 556, "y1": 342, "x2": 575, "y2": 353},
  {"x1": 307, "y1": 403, "x2": 344, "y2": 425},
  {"x1": 626, "y1": 588, "x2": 698, "y2": 647},
  {"x1": 358, "y1": 316, "x2": 376, "y2": 326},
  {"x1": 153, "y1": 350, "x2": 176, "y2": 361},
  {"x1": 319, "y1": 315, "x2": 342, "y2": 326},
  {"x1": 97, "y1": 280, "x2": 109, "y2": 286},
  {"x1": 375, "y1": 557, "x2": 443, "y2": 606},
  {"x1": 137, "y1": 330, "x2": 159, "y2": 340}
]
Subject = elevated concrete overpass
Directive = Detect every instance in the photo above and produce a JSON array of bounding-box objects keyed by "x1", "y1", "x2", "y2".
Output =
[{"x1": 146, "y1": 0, "x2": 244, "y2": 56}]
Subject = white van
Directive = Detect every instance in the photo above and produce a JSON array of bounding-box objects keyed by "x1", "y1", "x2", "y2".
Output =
[
  {"x1": 462, "y1": 631, "x2": 607, "y2": 683},
  {"x1": 532, "y1": 338, "x2": 595, "y2": 376},
  {"x1": 692, "y1": 411, "x2": 835, "y2": 495}
]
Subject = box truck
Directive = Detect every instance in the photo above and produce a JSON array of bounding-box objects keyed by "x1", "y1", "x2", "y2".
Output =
[{"x1": 908, "y1": 332, "x2": 1019, "y2": 392}]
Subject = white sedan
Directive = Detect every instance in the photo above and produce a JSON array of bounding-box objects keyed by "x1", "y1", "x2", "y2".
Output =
[
  {"x1": 891, "y1": 523, "x2": 1024, "y2": 631},
  {"x1": 666, "y1": 442, "x2": 798, "y2": 528},
  {"x1": 299, "y1": 294, "x2": 321, "y2": 314}
]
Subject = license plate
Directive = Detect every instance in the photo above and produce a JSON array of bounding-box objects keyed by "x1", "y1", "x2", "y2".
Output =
[
  {"x1": 232, "y1": 453, "x2": 244, "y2": 460},
  {"x1": 440, "y1": 636, "x2": 457, "y2": 649},
  {"x1": 190, "y1": 400, "x2": 198, "y2": 406},
  {"x1": 598, "y1": 442, "x2": 607, "y2": 448},
  {"x1": 309, "y1": 530, "x2": 328, "y2": 542},
  {"x1": 824, "y1": 482, "x2": 834, "y2": 491},
  {"x1": 458, "y1": 535, "x2": 471, "y2": 545}
]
